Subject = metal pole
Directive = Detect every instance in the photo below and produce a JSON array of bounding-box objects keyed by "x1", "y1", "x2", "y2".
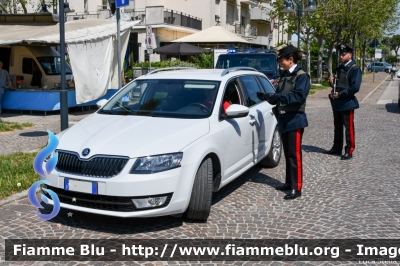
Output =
[
  {"x1": 59, "y1": 0, "x2": 68, "y2": 131},
  {"x1": 117, "y1": 7, "x2": 122, "y2": 89},
  {"x1": 297, "y1": 1, "x2": 301, "y2": 50}
]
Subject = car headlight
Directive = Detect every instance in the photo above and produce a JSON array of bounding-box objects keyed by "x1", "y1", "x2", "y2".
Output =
[{"x1": 130, "y1": 153, "x2": 183, "y2": 174}]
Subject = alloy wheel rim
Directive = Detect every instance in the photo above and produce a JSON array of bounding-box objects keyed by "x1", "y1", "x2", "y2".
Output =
[{"x1": 272, "y1": 130, "x2": 281, "y2": 162}]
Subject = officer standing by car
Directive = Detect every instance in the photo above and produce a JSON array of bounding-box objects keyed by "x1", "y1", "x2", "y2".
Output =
[
  {"x1": 324, "y1": 43, "x2": 362, "y2": 160},
  {"x1": 257, "y1": 45, "x2": 310, "y2": 200}
]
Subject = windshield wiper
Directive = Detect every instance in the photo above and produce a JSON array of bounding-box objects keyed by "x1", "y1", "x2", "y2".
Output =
[{"x1": 114, "y1": 102, "x2": 136, "y2": 115}]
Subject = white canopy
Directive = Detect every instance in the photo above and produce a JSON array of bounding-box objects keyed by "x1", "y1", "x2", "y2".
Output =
[
  {"x1": 0, "y1": 19, "x2": 140, "y2": 45},
  {"x1": 173, "y1": 26, "x2": 249, "y2": 43},
  {"x1": 0, "y1": 19, "x2": 139, "y2": 104}
]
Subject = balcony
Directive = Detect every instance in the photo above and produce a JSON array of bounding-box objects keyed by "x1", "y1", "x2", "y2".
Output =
[
  {"x1": 128, "y1": 9, "x2": 202, "y2": 30},
  {"x1": 240, "y1": 0, "x2": 258, "y2": 5},
  {"x1": 65, "y1": 11, "x2": 108, "y2": 22},
  {"x1": 226, "y1": 22, "x2": 257, "y2": 39},
  {"x1": 251, "y1": 7, "x2": 271, "y2": 22},
  {"x1": 65, "y1": 7, "x2": 201, "y2": 31}
]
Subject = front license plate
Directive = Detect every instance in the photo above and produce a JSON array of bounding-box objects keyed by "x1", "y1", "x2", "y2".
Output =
[{"x1": 64, "y1": 178, "x2": 97, "y2": 194}]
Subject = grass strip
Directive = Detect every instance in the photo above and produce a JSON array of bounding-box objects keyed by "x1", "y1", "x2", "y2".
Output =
[
  {"x1": 0, "y1": 119, "x2": 34, "y2": 132},
  {"x1": 0, "y1": 152, "x2": 39, "y2": 199}
]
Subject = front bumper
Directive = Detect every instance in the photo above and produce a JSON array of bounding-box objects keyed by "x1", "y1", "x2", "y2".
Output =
[{"x1": 42, "y1": 162, "x2": 198, "y2": 218}]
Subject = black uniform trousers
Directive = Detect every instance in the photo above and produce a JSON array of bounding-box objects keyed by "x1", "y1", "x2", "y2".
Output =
[
  {"x1": 332, "y1": 109, "x2": 355, "y2": 154},
  {"x1": 281, "y1": 128, "x2": 304, "y2": 191}
]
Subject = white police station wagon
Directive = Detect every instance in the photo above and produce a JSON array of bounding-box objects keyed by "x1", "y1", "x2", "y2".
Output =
[{"x1": 42, "y1": 67, "x2": 282, "y2": 221}]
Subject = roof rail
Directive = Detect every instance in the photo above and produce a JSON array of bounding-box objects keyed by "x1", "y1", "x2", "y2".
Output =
[
  {"x1": 221, "y1": 67, "x2": 258, "y2": 76},
  {"x1": 146, "y1": 67, "x2": 197, "y2": 75}
]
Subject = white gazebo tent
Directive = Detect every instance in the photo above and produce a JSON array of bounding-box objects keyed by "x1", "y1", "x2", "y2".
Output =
[
  {"x1": 0, "y1": 19, "x2": 140, "y2": 103},
  {"x1": 172, "y1": 26, "x2": 249, "y2": 44}
]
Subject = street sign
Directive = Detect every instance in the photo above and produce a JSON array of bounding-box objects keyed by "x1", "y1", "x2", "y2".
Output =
[
  {"x1": 268, "y1": 34, "x2": 273, "y2": 41},
  {"x1": 375, "y1": 49, "x2": 382, "y2": 59},
  {"x1": 146, "y1": 25, "x2": 153, "y2": 49},
  {"x1": 270, "y1": 17, "x2": 274, "y2": 34},
  {"x1": 147, "y1": 36, "x2": 153, "y2": 49},
  {"x1": 146, "y1": 25, "x2": 152, "y2": 36},
  {"x1": 147, "y1": 48, "x2": 153, "y2": 54},
  {"x1": 116, "y1": 0, "x2": 130, "y2": 8}
]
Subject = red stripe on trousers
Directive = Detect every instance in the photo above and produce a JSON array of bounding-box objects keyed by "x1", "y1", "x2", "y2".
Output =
[
  {"x1": 296, "y1": 129, "x2": 302, "y2": 191},
  {"x1": 349, "y1": 110, "x2": 355, "y2": 154}
]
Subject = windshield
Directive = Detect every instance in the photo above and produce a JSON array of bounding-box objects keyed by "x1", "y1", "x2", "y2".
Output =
[
  {"x1": 216, "y1": 54, "x2": 278, "y2": 79},
  {"x1": 100, "y1": 79, "x2": 220, "y2": 119},
  {"x1": 37, "y1": 57, "x2": 73, "y2": 75}
]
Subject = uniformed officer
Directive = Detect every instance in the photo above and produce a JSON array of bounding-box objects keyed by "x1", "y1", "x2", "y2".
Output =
[
  {"x1": 324, "y1": 43, "x2": 362, "y2": 160},
  {"x1": 257, "y1": 45, "x2": 310, "y2": 200}
]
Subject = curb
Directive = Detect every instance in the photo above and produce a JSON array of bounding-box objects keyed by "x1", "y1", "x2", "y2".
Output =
[
  {"x1": 0, "y1": 189, "x2": 29, "y2": 207},
  {"x1": 361, "y1": 75, "x2": 390, "y2": 103}
]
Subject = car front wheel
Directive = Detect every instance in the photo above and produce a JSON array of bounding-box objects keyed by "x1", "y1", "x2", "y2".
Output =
[
  {"x1": 185, "y1": 158, "x2": 213, "y2": 221},
  {"x1": 259, "y1": 127, "x2": 282, "y2": 168}
]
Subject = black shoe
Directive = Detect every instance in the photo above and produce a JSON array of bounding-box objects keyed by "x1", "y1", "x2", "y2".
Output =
[
  {"x1": 341, "y1": 153, "x2": 352, "y2": 160},
  {"x1": 284, "y1": 189, "x2": 301, "y2": 200},
  {"x1": 323, "y1": 149, "x2": 342, "y2": 155},
  {"x1": 275, "y1": 184, "x2": 292, "y2": 191}
]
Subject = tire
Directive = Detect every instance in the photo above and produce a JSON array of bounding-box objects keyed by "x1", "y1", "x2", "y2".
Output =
[
  {"x1": 185, "y1": 158, "x2": 213, "y2": 221},
  {"x1": 259, "y1": 127, "x2": 282, "y2": 168}
]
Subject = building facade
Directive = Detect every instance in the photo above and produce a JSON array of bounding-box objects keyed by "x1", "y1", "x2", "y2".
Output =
[{"x1": 2, "y1": 0, "x2": 289, "y2": 62}]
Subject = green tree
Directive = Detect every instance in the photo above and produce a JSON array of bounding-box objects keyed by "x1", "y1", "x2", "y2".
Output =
[
  {"x1": 0, "y1": 0, "x2": 58, "y2": 14},
  {"x1": 191, "y1": 52, "x2": 213, "y2": 69}
]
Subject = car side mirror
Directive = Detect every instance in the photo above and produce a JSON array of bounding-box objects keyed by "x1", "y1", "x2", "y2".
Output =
[
  {"x1": 221, "y1": 104, "x2": 249, "y2": 119},
  {"x1": 96, "y1": 99, "x2": 108, "y2": 109}
]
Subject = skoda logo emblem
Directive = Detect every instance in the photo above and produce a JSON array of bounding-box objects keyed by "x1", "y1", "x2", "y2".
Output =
[{"x1": 82, "y1": 148, "x2": 90, "y2": 156}]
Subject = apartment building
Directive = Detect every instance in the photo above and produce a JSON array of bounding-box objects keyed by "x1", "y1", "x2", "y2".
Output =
[{"x1": 27, "y1": 0, "x2": 289, "y2": 62}]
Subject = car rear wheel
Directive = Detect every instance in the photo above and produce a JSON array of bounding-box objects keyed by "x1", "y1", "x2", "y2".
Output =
[
  {"x1": 259, "y1": 127, "x2": 282, "y2": 168},
  {"x1": 185, "y1": 158, "x2": 213, "y2": 221}
]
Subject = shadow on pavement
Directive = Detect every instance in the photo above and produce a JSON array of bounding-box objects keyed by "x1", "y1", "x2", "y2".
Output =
[
  {"x1": 19, "y1": 131, "x2": 48, "y2": 137},
  {"x1": 385, "y1": 103, "x2": 400, "y2": 114},
  {"x1": 214, "y1": 166, "x2": 282, "y2": 205},
  {"x1": 39, "y1": 203, "x2": 184, "y2": 234},
  {"x1": 36, "y1": 167, "x2": 280, "y2": 231},
  {"x1": 302, "y1": 144, "x2": 330, "y2": 154}
]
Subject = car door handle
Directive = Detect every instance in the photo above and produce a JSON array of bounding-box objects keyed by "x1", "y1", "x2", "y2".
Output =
[{"x1": 249, "y1": 119, "x2": 256, "y2": 125}]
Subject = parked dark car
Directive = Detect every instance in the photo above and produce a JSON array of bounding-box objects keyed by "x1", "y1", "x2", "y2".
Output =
[{"x1": 312, "y1": 60, "x2": 328, "y2": 73}]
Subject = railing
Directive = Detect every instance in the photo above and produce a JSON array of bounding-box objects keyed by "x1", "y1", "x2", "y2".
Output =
[
  {"x1": 226, "y1": 22, "x2": 257, "y2": 39},
  {"x1": 163, "y1": 9, "x2": 202, "y2": 30},
  {"x1": 65, "y1": 7, "x2": 202, "y2": 31},
  {"x1": 127, "y1": 9, "x2": 202, "y2": 30},
  {"x1": 65, "y1": 12, "x2": 107, "y2": 22}
]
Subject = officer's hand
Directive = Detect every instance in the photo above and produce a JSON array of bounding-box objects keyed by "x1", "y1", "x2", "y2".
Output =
[
  {"x1": 264, "y1": 93, "x2": 278, "y2": 105},
  {"x1": 256, "y1": 92, "x2": 265, "y2": 101},
  {"x1": 329, "y1": 76, "x2": 334, "y2": 86},
  {"x1": 333, "y1": 92, "x2": 339, "y2": 98}
]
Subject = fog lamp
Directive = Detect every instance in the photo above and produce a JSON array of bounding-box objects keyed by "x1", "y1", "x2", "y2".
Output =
[{"x1": 132, "y1": 196, "x2": 168, "y2": 209}]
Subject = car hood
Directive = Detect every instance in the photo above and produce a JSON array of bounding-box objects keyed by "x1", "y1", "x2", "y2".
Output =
[{"x1": 57, "y1": 113, "x2": 210, "y2": 158}]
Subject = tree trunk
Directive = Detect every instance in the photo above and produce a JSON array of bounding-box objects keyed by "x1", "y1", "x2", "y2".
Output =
[
  {"x1": 18, "y1": 0, "x2": 27, "y2": 14},
  {"x1": 317, "y1": 35, "x2": 324, "y2": 83},
  {"x1": 327, "y1": 45, "x2": 334, "y2": 77},
  {"x1": 361, "y1": 40, "x2": 367, "y2": 74}
]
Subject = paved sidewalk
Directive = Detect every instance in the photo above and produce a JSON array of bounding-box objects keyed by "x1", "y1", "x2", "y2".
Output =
[{"x1": 0, "y1": 110, "x2": 95, "y2": 155}]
